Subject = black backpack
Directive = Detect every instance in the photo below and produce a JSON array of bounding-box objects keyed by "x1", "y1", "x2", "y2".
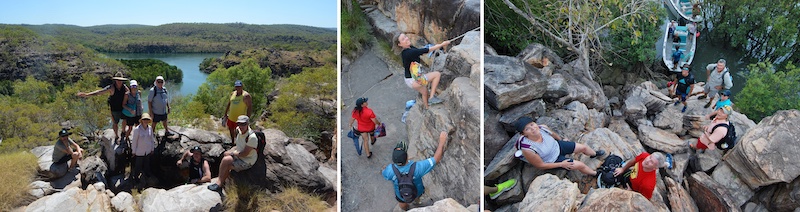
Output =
[
  {"x1": 712, "y1": 123, "x2": 737, "y2": 150},
  {"x1": 392, "y1": 162, "x2": 418, "y2": 203},
  {"x1": 597, "y1": 154, "x2": 625, "y2": 188}
]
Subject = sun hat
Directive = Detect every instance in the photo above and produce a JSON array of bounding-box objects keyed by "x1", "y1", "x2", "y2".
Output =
[
  {"x1": 721, "y1": 105, "x2": 733, "y2": 115},
  {"x1": 392, "y1": 141, "x2": 408, "y2": 165},
  {"x1": 141, "y1": 113, "x2": 152, "y2": 120},
  {"x1": 515, "y1": 117, "x2": 534, "y2": 133},
  {"x1": 234, "y1": 80, "x2": 243, "y2": 87},
  {"x1": 191, "y1": 146, "x2": 202, "y2": 153},
  {"x1": 58, "y1": 129, "x2": 72, "y2": 137},
  {"x1": 236, "y1": 115, "x2": 249, "y2": 123},
  {"x1": 112, "y1": 72, "x2": 128, "y2": 81},
  {"x1": 155, "y1": 76, "x2": 165, "y2": 81},
  {"x1": 130, "y1": 80, "x2": 138, "y2": 87}
]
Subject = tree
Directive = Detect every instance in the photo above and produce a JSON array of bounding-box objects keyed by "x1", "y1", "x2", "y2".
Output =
[
  {"x1": 705, "y1": 0, "x2": 800, "y2": 64},
  {"x1": 194, "y1": 59, "x2": 274, "y2": 119},
  {"x1": 268, "y1": 65, "x2": 336, "y2": 140},
  {"x1": 736, "y1": 62, "x2": 800, "y2": 121},
  {"x1": 495, "y1": 0, "x2": 663, "y2": 75}
]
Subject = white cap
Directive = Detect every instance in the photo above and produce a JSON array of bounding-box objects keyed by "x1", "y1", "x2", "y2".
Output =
[
  {"x1": 156, "y1": 76, "x2": 165, "y2": 81},
  {"x1": 130, "y1": 80, "x2": 138, "y2": 87}
]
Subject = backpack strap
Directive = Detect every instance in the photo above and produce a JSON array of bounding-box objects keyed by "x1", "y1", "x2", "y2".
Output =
[
  {"x1": 721, "y1": 70, "x2": 731, "y2": 87},
  {"x1": 711, "y1": 123, "x2": 729, "y2": 132},
  {"x1": 392, "y1": 161, "x2": 417, "y2": 179}
]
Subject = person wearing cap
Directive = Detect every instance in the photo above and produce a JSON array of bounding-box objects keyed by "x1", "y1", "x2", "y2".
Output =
[
  {"x1": 382, "y1": 131, "x2": 448, "y2": 210},
  {"x1": 713, "y1": 90, "x2": 733, "y2": 111},
  {"x1": 131, "y1": 113, "x2": 156, "y2": 187},
  {"x1": 223, "y1": 80, "x2": 252, "y2": 142},
  {"x1": 52, "y1": 129, "x2": 83, "y2": 171},
  {"x1": 348, "y1": 97, "x2": 381, "y2": 158},
  {"x1": 208, "y1": 115, "x2": 258, "y2": 191},
  {"x1": 176, "y1": 146, "x2": 211, "y2": 184},
  {"x1": 672, "y1": 65, "x2": 696, "y2": 113},
  {"x1": 700, "y1": 59, "x2": 733, "y2": 108},
  {"x1": 149, "y1": 76, "x2": 172, "y2": 136},
  {"x1": 76, "y1": 71, "x2": 130, "y2": 142},
  {"x1": 612, "y1": 152, "x2": 671, "y2": 200},
  {"x1": 513, "y1": 117, "x2": 605, "y2": 176},
  {"x1": 121, "y1": 80, "x2": 143, "y2": 140},
  {"x1": 396, "y1": 33, "x2": 449, "y2": 109},
  {"x1": 691, "y1": 105, "x2": 733, "y2": 151}
]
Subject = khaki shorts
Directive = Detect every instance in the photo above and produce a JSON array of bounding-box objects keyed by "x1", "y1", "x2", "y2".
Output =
[{"x1": 232, "y1": 157, "x2": 253, "y2": 172}]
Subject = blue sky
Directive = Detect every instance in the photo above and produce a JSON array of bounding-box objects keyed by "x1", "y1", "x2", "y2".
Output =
[{"x1": 0, "y1": 0, "x2": 337, "y2": 28}]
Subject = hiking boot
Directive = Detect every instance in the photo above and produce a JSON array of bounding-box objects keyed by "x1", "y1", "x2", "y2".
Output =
[
  {"x1": 704, "y1": 101, "x2": 712, "y2": 108},
  {"x1": 165, "y1": 131, "x2": 175, "y2": 137},
  {"x1": 428, "y1": 96, "x2": 444, "y2": 105},
  {"x1": 682, "y1": 106, "x2": 687, "y2": 113},
  {"x1": 591, "y1": 150, "x2": 606, "y2": 159},
  {"x1": 489, "y1": 179, "x2": 518, "y2": 200},
  {"x1": 674, "y1": 101, "x2": 681, "y2": 106},
  {"x1": 207, "y1": 183, "x2": 221, "y2": 192},
  {"x1": 698, "y1": 95, "x2": 707, "y2": 100}
]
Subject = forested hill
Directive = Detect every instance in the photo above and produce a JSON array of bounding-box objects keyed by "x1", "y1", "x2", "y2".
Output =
[{"x1": 17, "y1": 23, "x2": 336, "y2": 53}]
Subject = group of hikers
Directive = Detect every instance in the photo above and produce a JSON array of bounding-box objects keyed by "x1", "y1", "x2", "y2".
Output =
[{"x1": 53, "y1": 72, "x2": 258, "y2": 192}]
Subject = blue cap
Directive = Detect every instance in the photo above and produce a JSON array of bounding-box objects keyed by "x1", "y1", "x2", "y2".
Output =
[
  {"x1": 720, "y1": 90, "x2": 731, "y2": 96},
  {"x1": 234, "y1": 80, "x2": 243, "y2": 87}
]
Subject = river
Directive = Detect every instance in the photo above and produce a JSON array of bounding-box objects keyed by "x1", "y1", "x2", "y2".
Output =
[{"x1": 103, "y1": 53, "x2": 222, "y2": 97}]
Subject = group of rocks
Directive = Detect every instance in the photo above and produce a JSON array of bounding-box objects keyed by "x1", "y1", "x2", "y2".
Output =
[
  {"x1": 18, "y1": 126, "x2": 338, "y2": 211},
  {"x1": 484, "y1": 43, "x2": 800, "y2": 211}
]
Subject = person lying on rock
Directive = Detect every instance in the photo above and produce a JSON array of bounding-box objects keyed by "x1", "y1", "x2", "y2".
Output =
[
  {"x1": 395, "y1": 33, "x2": 449, "y2": 109},
  {"x1": 382, "y1": 131, "x2": 448, "y2": 211},
  {"x1": 177, "y1": 146, "x2": 211, "y2": 184},
  {"x1": 513, "y1": 117, "x2": 605, "y2": 176},
  {"x1": 53, "y1": 129, "x2": 83, "y2": 171},
  {"x1": 690, "y1": 105, "x2": 732, "y2": 152},
  {"x1": 612, "y1": 152, "x2": 670, "y2": 200},
  {"x1": 208, "y1": 115, "x2": 258, "y2": 192}
]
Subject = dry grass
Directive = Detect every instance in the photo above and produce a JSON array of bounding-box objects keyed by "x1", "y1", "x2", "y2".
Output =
[
  {"x1": 0, "y1": 151, "x2": 39, "y2": 210},
  {"x1": 222, "y1": 181, "x2": 329, "y2": 212}
]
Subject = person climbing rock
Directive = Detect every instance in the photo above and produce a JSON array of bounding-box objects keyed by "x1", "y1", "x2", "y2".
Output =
[
  {"x1": 699, "y1": 59, "x2": 733, "y2": 108},
  {"x1": 76, "y1": 71, "x2": 130, "y2": 142},
  {"x1": 53, "y1": 129, "x2": 83, "y2": 172},
  {"x1": 148, "y1": 76, "x2": 172, "y2": 137},
  {"x1": 396, "y1": 33, "x2": 449, "y2": 109},
  {"x1": 513, "y1": 117, "x2": 606, "y2": 176},
  {"x1": 121, "y1": 80, "x2": 143, "y2": 141},
  {"x1": 348, "y1": 97, "x2": 381, "y2": 158},
  {"x1": 223, "y1": 80, "x2": 252, "y2": 142},
  {"x1": 131, "y1": 113, "x2": 156, "y2": 188},
  {"x1": 208, "y1": 115, "x2": 258, "y2": 192},
  {"x1": 177, "y1": 146, "x2": 211, "y2": 184},
  {"x1": 382, "y1": 132, "x2": 448, "y2": 211},
  {"x1": 612, "y1": 152, "x2": 670, "y2": 200}
]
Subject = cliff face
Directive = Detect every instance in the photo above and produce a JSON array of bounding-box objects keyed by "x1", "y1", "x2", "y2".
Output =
[{"x1": 199, "y1": 48, "x2": 334, "y2": 77}]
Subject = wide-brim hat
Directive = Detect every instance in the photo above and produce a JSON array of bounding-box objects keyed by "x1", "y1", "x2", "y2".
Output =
[
  {"x1": 112, "y1": 72, "x2": 129, "y2": 81},
  {"x1": 58, "y1": 129, "x2": 72, "y2": 137},
  {"x1": 141, "y1": 113, "x2": 152, "y2": 121}
]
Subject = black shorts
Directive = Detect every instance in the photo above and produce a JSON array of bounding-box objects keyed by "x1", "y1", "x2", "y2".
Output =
[
  {"x1": 153, "y1": 113, "x2": 168, "y2": 123},
  {"x1": 126, "y1": 115, "x2": 141, "y2": 126},
  {"x1": 55, "y1": 154, "x2": 71, "y2": 164}
]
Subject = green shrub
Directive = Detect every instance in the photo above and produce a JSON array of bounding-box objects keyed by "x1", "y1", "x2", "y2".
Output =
[
  {"x1": 341, "y1": 0, "x2": 371, "y2": 57},
  {"x1": 194, "y1": 59, "x2": 274, "y2": 119},
  {"x1": 0, "y1": 151, "x2": 38, "y2": 210},
  {"x1": 268, "y1": 66, "x2": 335, "y2": 140},
  {"x1": 118, "y1": 59, "x2": 183, "y2": 88},
  {"x1": 736, "y1": 62, "x2": 800, "y2": 121}
]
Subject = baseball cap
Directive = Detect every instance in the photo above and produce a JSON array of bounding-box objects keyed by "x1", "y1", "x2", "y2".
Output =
[
  {"x1": 356, "y1": 97, "x2": 368, "y2": 106},
  {"x1": 130, "y1": 80, "x2": 138, "y2": 87},
  {"x1": 721, "y1": 105, "x2": 733, "y2": 115},
  {"x1": 392, "y1": 141, "x2": 408, "y2": 165},
  {"x1": 156, "y1": 76, "x2": 165, "y2": 81},
  {"x1": 236, "y1": 115, "x2": 249, "y2": 123},
  {"x1": 234, "y1": 80, "x2": 243, "y2": 87},
  {"x1": 719, "y1": 90, "x2": 731, "y2": 96},
  {"x1": 515, "y1": 117, "x2": 534, "y2": 133}
]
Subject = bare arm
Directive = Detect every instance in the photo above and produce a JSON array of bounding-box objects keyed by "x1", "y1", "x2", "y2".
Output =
[
  {"x1": 433, "y1": 131, "x2": 448, "y2": 164},
  {"x1": 199, "y1": 161, "x2": 211, "y2": 183},
  {"x1": 522, "y1": 149, "x2": 568, "y2": 170},
  {"x1": 540, "y1": 125, "x2": 565, "y2": 141},
  {"x1": 122, "y1": 92, "x2": 133, "y2": 114},
  {"x1": 371, "y1": 117, "x2": 381, "y2": 126},
  {"x1": 77, "y1": 86, "x2": 111, "y2": 97},
  {"x1": 426, "y1": 41, "x2": 451, "y2": 53},
  {"x1": 614, "y1": 158, "x2": 637, "y2": 176},
  {"x1": 244, "y1": 93, "x2": 253, "y2": 119},
  {"x1": 348, "y1": 117, "x2": 355, "y2": 130},
  {"x1": 224, "y1": 92, "x2": 232, "y2": 118},
  {"x1": 176, "y1": 150, "x2": 190, "y2": 166}
]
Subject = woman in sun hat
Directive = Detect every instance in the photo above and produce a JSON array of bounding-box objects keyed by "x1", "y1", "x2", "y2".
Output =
[{"x1": 77, "y1": 72, "x2": 130, "y2": 143}]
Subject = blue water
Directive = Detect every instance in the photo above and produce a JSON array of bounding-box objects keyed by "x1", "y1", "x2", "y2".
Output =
[{"x1": 103, "y1": 53, "x2": 221, "y2": 97}]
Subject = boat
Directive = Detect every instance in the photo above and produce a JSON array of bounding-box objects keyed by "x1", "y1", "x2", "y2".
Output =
[
  {"x1": 662, "y1": 21, "x2": 697, "y2": 72},
  {"x1": 665, "y1": 0, "x2": 703, "y2": 23}
]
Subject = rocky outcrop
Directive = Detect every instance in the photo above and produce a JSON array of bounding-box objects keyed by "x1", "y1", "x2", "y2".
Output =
[
  {"x1": 623, "y1": 82, "x2": 668, "y2": 123},
  {"x1": 578, "y1": 188, "x2": 657, "y2": 211},
  {"x1": 407, "y1": 198, "x2": 470, "y2": 212},
  {"x1": 199, "y1": 48, "x2": 333, "y2": 77},
  {"x1": 25, "y1": 185, "x2": 112, "y2": 212},
  {"x1": 367, "y1": 0, "x2": 479, "y2": 48},
  {"x1": 665, "y1": 177, "x2": 699, "y2": 212},
  {"x1": 638, "y1": 125, "x2": 689, "y2": 154},
  {"x1": 139, "y1": 183, "x2": 222, "y2": 211},
  {"x1": 484, "y1": 102, "x2": 511, "y2": 166},
  {"x1": 484, "y1": 55, "x2": 548, "y2": 110},
  {"x1": 110, "y1": 192, "x2": 136, "y2": 212},
  {"x1": 518, "y1": 174, "x2": 580, "y2": 211},
  {"x1": 688, "y1": 172, "x2": 739, "y2": 212},
  {"x1": 440, "y1": 31, "x2": 480, "y2": 90},
  {"x1": 711, "y1": 162, "x2": 754, "y2": 209},
  {"x1": 723, "y1": 110, "x2": 800, "y2": 189},
  {"x1": 574, "y1": 128, "x2": 645, "y2": 170}
]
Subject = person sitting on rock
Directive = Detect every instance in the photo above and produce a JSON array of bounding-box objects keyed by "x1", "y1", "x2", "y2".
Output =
[
  {"x1": 382, "y1": 132, "x2": 448, "y2": 211},
  {"x1": 513, "y1": 117, "x2": 605, "y2": 176},
  {"x1": 53, "y1": 129, "x2": 83, "y2": 171},
  {"x1": 612, "y1": 152, "x2": 670, "y2": 200},
  {"x1": 395, "y1": 33, "x2": 449, "y2": 109},
  {"x1": 208, "y1": 115, "x2": 258, "y2": 192},
  {"x1": 131, "y1": 113, "x2": 156, "y2": 187},
  {"x1": 690, "y1": 105, "x2": 732, "y2": 152},
  {"x1": 177, "y1": 146, "x2": 211, "y2": 184},
  {"x1": 672, "y1": 65, "x2": 695, "y2": 113},
  {"x1": 348, "y1": 97, "x2": 381, "y2": 158}
]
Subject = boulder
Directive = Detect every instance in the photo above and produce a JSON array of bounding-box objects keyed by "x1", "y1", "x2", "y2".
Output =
[
  {"x1": 537, "y1": 101, "x2": 606, "y2": 142},
  {"x1": 77, "y1": 156, "x2": 107, "y2": 187},
  {"x1": 110, "y1": 192, "x2": 136, "y2": 212},
  {"x1": 665, "y1": 177, "x2": 699, "y2": 212},
  {"x1": 578, "y1": 188, "x2": 657, "y2": 211},
  {"x1": 654, "y1": 106, "x2": 685, "y2": 134},
  {"x1": 666, "y1": 153, "x2": 690, "y2": 183},
  {"x1": 407, "y1": 198, "x2": 469, "y2": 212},
  {"x1": 687, "y1": 172, "x2": 739, "y2": 212},
  {"x1": 469, "y1": 64, "x2": 480, "y2": 89},
  {"x1": 490, "y1": 165, "x2": 524, "y2": 205},
  {"x1": 484, "y1": 134, "x2": 520, "y2": 181},
  {"x1": 375, "y1": 0, "x2": 479, "y2": 46},
  {"x1": 743, "y1": 202, "x2": 768, "y2": 212},
  {"x1": 549, "y1": 67, "x2": 608, "y2": 110},
  {"x1": 25, "y1": 186, "x2": 111, "y2": 211},
  {"x1": 608, "y1": 118, "x2": 641, "y2": 148},
  {"x1": 724, "y1": 110, "x2": 800, "y2": 189},
  {"x1": 498, "y1": 99, "x2": 546, "y2": 133},
  {"x1": 484, "y1": 103, "x2": 510, "y2": 166},
  {"x1": 157, "y1": 126, "x2": 227, "y2": 159},
  {"x1": 441, "y1": 31, "x2": 480, "y2": 89},
  {"x1": 139, "y1": 184, "x2": 222, "y2": 211},
  {"x1": 623, "y1": 82, "x2": 668, "y2": 123},
  {"x1": 28, "y1": 181, "x2": 55, "y2": 199},
  {"x1": 365, "y1": 9, "x2": 399, "y2": 45},
  {"x1": 318, "y1": 164, "x2": 338, "y2": 192},
  {"x1": 727, "y1": 111, "x2": 757, "y2": 144},
  {"x1": 31, "y1": 145, "x2": 70, "y2": 180},
  {"x1": 484, "y1": 55, "x2": 548, "y2": 110},
  {"x1": 711, "y1": 162, "x2": 754, "y2": 208},
  {"x1": 750, "y1": 176, "x2": 800, "y2": 212},
  {"x1": 233, "y1": 141, "x2": 333, "y2": 195},
  {"x1": 494, "y1": 203, "x2": 520, "y2": 212},
  {"x1": 518, "y1": 174, "x2": 580, "y2": 211},
  {"x1": 695, "y1": 148, "x2": 723, "y2": 172},
  {"x1": 516, "y1": 43, "x2": 564, "y2": 69},
  {"x1": 544, "y1": 73, "x2": 569, "y2": 100},
  {"x1": 574, "y1": 128, "x2": 646, "y2": 171},
  {"x1": 638, "y1": 125, "x2": 689, "y2": 154}
]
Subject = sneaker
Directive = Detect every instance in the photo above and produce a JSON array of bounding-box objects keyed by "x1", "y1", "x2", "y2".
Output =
[
  {"x1": 207, "y1": 183, "x2": 221, "y2": 191},
  {"x1": 674, "y1": 101, "x2": 680, "y2": 106},
  {"x1": 704, "y1": 102, "x2": 712, "y2": 108},
  {"x1": 489, "y1": 179, "x2": 517, "y2": 200},
  {"x1": 698, "y1": 95, "x2": 707, "y2": 100},
  {"x1": 666, "y1": 153, "x2": 674, "y2": 169},
  {"x1": 165, "y1": 131, "x2": 175, "y2": 137},
  {"x1": 428, "y1": 96, "x2": 444, "y2": 105},
  {"x1": 591, "y1": 150, "x2": 606, "y2": 159},
  {"x1": 682, "y1": 106, "x2": 687, "y2": 113}
]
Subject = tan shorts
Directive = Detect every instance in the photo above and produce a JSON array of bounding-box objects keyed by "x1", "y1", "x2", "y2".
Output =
[{"x1": 232, "y1": 157, "x2": 253, "y2": 172}]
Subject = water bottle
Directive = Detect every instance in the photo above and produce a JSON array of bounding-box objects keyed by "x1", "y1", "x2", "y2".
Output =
[{"x1": 402, "y1": 100, "x2": 416, "y2": 123}]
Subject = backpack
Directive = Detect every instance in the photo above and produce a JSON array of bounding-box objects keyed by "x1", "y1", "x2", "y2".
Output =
[
  {"x1": 392, "y1": 162, "x2": 418, "y2": 203},
  {"x1": 711, "y1": 123, "x2": 737, "y2": 150},
  {"x1": 720, "y1": 70, "x2": 733, "y2": 88},
  {"x1": 597, "y1": 154, "x2": 625, "y2": 188},
  {"x1": 409, "y1": 62, "x2": 428, "y2": 86}
]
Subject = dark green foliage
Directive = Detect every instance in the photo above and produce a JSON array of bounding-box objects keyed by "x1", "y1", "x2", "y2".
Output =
[
  {"x1": 341, "y1": 0, "x2": 371, "y2": 57},
  {"x1": 268, "y1": 66, "x2": 336, "y2": 140},
  {"x1": 736, "y1": 62, "x2": 800, "y2": 121},
  {"x1": 194, "y1": 59, "x2": 274, "y2": 119},
  {"x1": 118, "y1": 59, "x2": 183, "y2": 88}
]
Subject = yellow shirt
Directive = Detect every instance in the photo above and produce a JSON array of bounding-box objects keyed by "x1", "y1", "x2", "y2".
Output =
[{"x1": 227, "y1": 91, "x2": 248, "y2": 122}]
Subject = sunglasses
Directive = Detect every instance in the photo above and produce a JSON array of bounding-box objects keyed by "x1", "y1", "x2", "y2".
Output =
[
  {"x1": 237, "y1": 122, "x2": 248, "y2": 126},
  {"x1": 156, "y1": 80, "x2": 164, "y2": 83}
]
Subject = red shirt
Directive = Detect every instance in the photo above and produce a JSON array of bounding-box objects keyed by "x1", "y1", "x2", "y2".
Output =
[
  {"x1": 352, "y1": 107, "x2": 376, "y2": 132},
  {"x1": 630, "y1": 152, "x2": 657, "y2": 199}
]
